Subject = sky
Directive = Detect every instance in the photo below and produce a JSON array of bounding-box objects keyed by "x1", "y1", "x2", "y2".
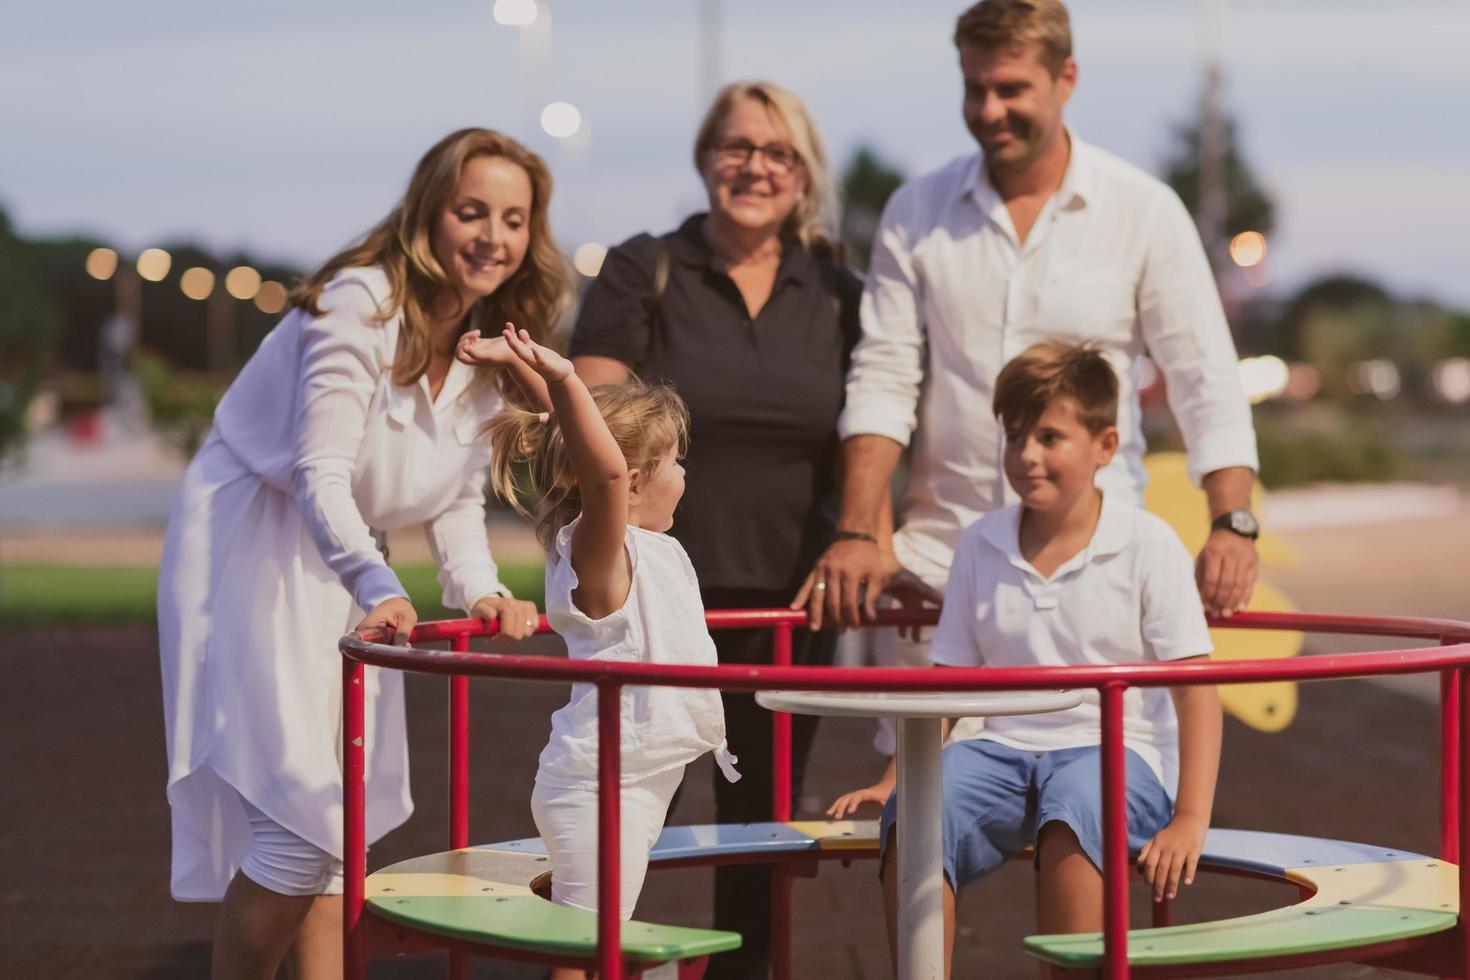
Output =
[{"x1": 3, "y1": 0, "x2": 1468, "y2": 306}]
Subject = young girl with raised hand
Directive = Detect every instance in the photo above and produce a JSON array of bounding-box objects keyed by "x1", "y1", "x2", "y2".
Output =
[{"x1": 471, "y1": 325, "x2": 739, "y2": 949}]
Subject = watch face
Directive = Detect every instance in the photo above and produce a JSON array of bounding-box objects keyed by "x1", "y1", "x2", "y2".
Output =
[{"x1": 1230, "y1": 510, "x2": 1259, "y2": 536}]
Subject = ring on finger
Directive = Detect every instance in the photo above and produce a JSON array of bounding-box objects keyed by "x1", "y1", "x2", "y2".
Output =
[
  {"x1": 524, "y1": 618, "x2": 536, "y2": 628},
  {"x1": 814, "y1": 581, "x2": 828, "y2": 592}
]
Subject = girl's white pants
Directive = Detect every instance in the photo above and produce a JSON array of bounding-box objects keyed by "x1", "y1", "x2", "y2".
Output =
[{"x1": 531, "y1": 766, "x2": 684, "y2": 920}]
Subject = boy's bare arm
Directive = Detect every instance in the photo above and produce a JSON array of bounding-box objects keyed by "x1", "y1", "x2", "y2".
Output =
[
  {"x1": 1171, "y1": 682, "x2": 1223, "y2": 827},
  {"x1": 1137, "y1": 668, "x2": 1222, "y2": 902}
]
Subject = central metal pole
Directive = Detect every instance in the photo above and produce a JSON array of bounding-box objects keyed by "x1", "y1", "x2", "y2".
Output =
[{"x1": 896, "y1": 716, "x2": 945, "y2": 980}]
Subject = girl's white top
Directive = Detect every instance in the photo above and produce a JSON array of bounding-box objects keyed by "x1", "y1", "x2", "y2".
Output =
[
  {"x1": 535, "y1": 516, "x2": 740, "y2": 790},
  {"x1": 158, "y1": 266, "x2": 509, "y2": 901}
]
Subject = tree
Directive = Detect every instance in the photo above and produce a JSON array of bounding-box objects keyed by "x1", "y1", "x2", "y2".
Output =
[
  {"x1": 840, "y1": 146, "x2": 905, "y2": 271},
  {"x1": 1161, "y1": 117, "x2": 1276, "y2": 242},
  {"x1": 0, "y1": 207, "x2": 62, "y2": 469}
]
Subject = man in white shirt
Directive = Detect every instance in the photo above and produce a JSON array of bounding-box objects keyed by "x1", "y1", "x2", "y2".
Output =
[{"x1": 796, "y1": 0, "x2": 1262, "y2": 675}]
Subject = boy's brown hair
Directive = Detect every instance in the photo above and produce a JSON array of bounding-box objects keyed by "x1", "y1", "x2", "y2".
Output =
[
  {"x1": 992, "y1": 339, "x2": 1118, "y2": 435},
  {"x1": 953, "y1": 0, "x2": 1073, "y2": 78}
]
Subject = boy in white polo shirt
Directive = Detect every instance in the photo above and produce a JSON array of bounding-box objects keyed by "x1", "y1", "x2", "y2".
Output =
[{"x1": 829, "y1": 339, "x2": 1221, "y2": 971}]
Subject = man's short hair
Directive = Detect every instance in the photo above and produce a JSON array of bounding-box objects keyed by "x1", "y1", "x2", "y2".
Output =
[
  {"x1": 953, "y1": 0, "x2": 1073, "y2": 77},
  {"x1": 993, "y1": 339, "x2": 1118, "y2": 434}
]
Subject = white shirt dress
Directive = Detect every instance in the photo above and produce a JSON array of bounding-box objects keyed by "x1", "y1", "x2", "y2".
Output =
[{"x1": 157, "y1": 266, "x2": 510, "y2": 901}]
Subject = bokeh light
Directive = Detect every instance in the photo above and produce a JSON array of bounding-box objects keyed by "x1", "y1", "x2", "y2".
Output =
[
  {"x1": 179, "y1": 267, "x2": 216, "y2": 301},
  {"x1": 573, "y1": 243, "x2": 607, "y2": 278},
  {"x1": 1347, "y1": 359, "x2": 1401, "y2": 400},
  {"x1": 1284, "y1": 363, "x2": 1321, "y2": 401},
  {"x1": 85, "y1": 247, "x2": 118, "y2": 281},
  {"x1": 1229, "y1": 231, "x2": 1267, "y2": 268},
  {"x1": 1433, "y1": 358, "x2": 1470, "y2": 405},
  {"x1": 255, "y1": 281, "x2": 288, "y2": 315},
  {"x1": 136, "y1": 248, "x2": 172, "y2": 283},
  {"x1": 493, "y1": 0, "x2": 538, "y2": 25},
  {"x1": 1237, "y1": 355, "x2": 1290, "y2": 404},
  {"x1": 225, "y1": 265, "x2": 262, "y2": 301},
  {"x1": 540, "y1": 102, "x2": 582, "y2": 139}
]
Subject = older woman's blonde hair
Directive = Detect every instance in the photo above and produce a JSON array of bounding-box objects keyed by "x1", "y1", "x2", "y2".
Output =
[
  {"x1": 693, "y1": 81, "x2": 840, "y2": 255},
  {"x1": 289, "y1": 128, "x2": 572, "y2": 388}
]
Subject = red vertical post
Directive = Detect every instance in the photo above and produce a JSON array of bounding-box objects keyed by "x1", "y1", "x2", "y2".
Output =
[
  {"x1": 449, "y1": 633, "x2": 471, "y2": 980},
  {"x1": 772, "y1": 622, "x2": 794, "y2": 819},
  {"x1": 771, "y1": 622, "x2": 795, "y2": 980},
  {"x1": 343, "y1": 657, "x2": 367, "y2": 980},
  {"x1": 1101, "y1": 683, "x2": 1130, "y2": 979},
  {"x1": 1452, "y1": 667, "x2": 1464, "y2": 980},
  {"x1": 598, "y1": 679, "x2": 625, "y2": 980},
  {"x1": 450, "y1": 634, "x2": 470, "y2": 851},
  {"x1": 1442, "y1": 660, "x2": 1461, "y2": 864}
]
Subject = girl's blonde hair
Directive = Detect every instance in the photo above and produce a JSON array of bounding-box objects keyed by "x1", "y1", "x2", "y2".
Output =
[
  {"x1": 693, "y1": 81, "x2": 840, "y2": 255},
  {"x1": 289, "y1": 128, "x2": 572, "y2": 388},
  {"x1": 486, "y1": 380, "x2": 690, "y2": 549}
]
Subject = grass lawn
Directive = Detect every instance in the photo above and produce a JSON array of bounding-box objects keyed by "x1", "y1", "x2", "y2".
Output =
[{"x1": 0, "y1": 562, "x2": 546, "y2": 629}]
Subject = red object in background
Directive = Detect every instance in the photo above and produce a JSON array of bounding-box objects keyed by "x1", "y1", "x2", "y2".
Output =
[{"x1": 67, "y1": 411, "x2": 101, "y2": 445}]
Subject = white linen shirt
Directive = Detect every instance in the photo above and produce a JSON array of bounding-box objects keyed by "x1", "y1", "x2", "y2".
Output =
[
  {"x1": 839, "y1": 132, "x2": 1258, "y2": 572},
  {"x1": 929, "y1": 495, "x2": 1213, "y2": 796},
  {"x1": 211, "y1": 266, "x2": 510, "y2": 613}
]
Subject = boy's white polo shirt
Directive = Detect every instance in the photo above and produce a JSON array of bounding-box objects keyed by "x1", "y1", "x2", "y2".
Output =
[{"x1": 929, "y1": 494, "x2": 1213, "y2": 797}]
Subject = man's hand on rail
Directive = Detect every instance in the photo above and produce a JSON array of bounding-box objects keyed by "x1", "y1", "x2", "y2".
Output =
[
  {"x1": 882, "y1": 567, "x2": 944, "y2": 641},
  {"x1": 471, "y1": 595, "x2": 541, "y2": 641},
  {"x1": 1196, "y1": 529, "x2": 1258, "y2": 618},
  {"x1": 1136, "y1": 812, "x2": 1208, "y2": 902},
  {"x1": 791, "y1": 539, "x2": 899, "y2": 631},
  {"x1": 356, "y1": 596, "x2": 417, "y2": 646}
]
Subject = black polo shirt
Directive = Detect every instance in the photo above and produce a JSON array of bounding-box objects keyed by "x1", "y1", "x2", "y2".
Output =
[{"x1": 569, "y1": 214, "x2": 863, "y2": 592}]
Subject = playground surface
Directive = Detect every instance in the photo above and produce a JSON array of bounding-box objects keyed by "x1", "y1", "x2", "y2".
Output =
[{"x1": 3, "y1": 493, "x2": 1466, "y2": 978}]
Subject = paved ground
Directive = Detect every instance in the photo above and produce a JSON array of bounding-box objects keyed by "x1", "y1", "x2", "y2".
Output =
[{"x1": 3, "y1": 496, "x2": 1467, "y2": 978}]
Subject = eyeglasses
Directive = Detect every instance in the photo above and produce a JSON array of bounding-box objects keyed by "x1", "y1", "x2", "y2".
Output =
[{"x1": 712, "y1": 138, "x2": 801, "y2": 174}]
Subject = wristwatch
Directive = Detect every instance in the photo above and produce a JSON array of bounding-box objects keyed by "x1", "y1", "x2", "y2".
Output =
[{"x1": 1210, "y1": 509, "x2": 1260, "y2": 540}]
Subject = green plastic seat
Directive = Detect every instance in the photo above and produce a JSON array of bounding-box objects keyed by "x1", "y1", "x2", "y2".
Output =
[{"x1": 1025, "y1": 829, "x2": 1459, "y2": 972}]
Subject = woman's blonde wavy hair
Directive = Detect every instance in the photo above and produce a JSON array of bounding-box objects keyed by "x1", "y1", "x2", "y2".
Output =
[
  {"x1": 693, "y1": 81, "x2": 840, "y2": 256},
  {"x1": 486, "y1": 380, "x2": 689, "y2": 551},
  {"x1": 288, "y1": 128, "x2": 572, "y2": 388}
]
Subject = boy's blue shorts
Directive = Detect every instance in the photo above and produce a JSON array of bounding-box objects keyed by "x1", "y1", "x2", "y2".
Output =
[{"x1": 878, "y1": 738, "x2": 1173, "y2": 890}]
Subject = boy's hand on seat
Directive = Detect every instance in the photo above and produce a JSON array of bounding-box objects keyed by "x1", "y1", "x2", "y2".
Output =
[
  {"x1": 826, "y1": 778, "x2": 896, "y2": 820},
  {"x1": 1137, "y1": 813, "x2": 1208, "y2": 902}
]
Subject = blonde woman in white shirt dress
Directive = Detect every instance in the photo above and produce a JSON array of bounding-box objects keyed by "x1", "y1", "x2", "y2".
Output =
[{"x1": 156, "y1": 128, "x2": 569, "y2": 980}]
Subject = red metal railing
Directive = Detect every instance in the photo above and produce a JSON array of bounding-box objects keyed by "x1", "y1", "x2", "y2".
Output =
[{"x1": 341, "y1": 609, "x2": 1470, "y2": 979}]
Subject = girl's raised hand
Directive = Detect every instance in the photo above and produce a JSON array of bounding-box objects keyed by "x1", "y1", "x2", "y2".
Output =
[
  {"x1": 502, "y1": 324, "x2": 572, "y2": 382},
  {"x1": 455, "y1": 327, "x2": 513, "y2": 366}
]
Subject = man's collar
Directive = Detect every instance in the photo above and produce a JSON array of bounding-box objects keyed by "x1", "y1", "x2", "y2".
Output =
[{"x1": 964, "y1": 125, "x2": 1093, "y2": 211}]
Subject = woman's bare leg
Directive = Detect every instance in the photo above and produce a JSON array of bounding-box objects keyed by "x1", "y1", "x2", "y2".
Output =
[
  {"x1": 211, "y1": 872, "x2": 313, "y2": 980},
  {"x1": 283, "y1": 894, "x2": 342, "y2": 980}
]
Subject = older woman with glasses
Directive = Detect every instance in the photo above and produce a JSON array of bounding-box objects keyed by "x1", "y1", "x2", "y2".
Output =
[{"x1": 568, "y1": 81, "x2": 860, "y2": 978}]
